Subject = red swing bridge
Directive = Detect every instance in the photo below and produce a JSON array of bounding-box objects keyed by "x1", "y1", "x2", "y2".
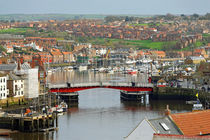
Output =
[
  {"x1": 49, "y1": 82, "x2": 153, "y2": 93},
  {"x1": 48, "y1": 82, "x2": 154, "y2": 101}
]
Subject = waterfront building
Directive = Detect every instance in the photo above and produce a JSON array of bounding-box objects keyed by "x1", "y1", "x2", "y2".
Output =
[
  {"x1": 185, "y1": 56, "x2": 206, "y2": 64},
  {"x1": 7, "y1": 73, "x2": 24, "y2": 97},
  {"x1": 62, "y1": 51, "x2": 74, "y2": 63},
  {"x1": 0, "y1": 73, "x2": 9, "y2": 99},
  {"x1": 37, "y1": 52, "x2": 53, "y2": 64},
  {"x1": 23, "y1": 68, "x2": 39, "y2": 98},
  {"x1": 15, "y1": 62, "x2": 39, "y2": 98},
  {"x1": 50, "y1": 50, "x2": 64, "y2": 63}
]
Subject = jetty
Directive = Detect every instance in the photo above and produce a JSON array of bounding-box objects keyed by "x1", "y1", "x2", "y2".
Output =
[{"x1": 0, "y1": 112, "x2": 58, "y2": 132}]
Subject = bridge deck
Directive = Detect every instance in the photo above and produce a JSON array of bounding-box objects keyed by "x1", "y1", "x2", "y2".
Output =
[{"x1": 49, "y1": 82, "x2": 153, "y2": 93}]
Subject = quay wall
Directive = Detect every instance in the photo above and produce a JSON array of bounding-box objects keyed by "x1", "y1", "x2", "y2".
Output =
[
  {"x1": 0, "y1": 97, "x2": 25, "y2": 106},
  {"x1": 152, "y1": 87, "x2": 210, "y2": 102}
]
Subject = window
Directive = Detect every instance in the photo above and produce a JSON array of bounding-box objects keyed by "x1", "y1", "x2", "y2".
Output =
[
  {"x1": 3, "y1": 93, "x2": 5, "y2": 97},
  {"x1": 21, "y1": 84, "x2": 23, "y2": 88},
  {"x1": 15, "y1": 85, "x2": 17, "y2": 91},
  {"x1": 3, "y1": 78, "x2": 5, "y2": 82},
  {"x1": 21, "y1": 91, "x2": 23, "y2": 95}
]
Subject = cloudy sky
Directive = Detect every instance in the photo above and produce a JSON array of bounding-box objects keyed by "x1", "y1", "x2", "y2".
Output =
[{"x1": 0, "y1": 0, "x2": 210, "y2": 15}]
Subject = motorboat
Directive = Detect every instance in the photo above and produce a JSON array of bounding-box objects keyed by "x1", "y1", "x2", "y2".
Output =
[{"x1": 192, "y1": 99, "x2": 204, "y2": 111}]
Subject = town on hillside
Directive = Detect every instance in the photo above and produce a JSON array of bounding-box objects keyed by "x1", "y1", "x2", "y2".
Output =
[{"x1": 0, "y1": 14, "x2": 210, "y2": 139}]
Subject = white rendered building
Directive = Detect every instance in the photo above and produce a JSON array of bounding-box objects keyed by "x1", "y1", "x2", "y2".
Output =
[{"x1": 0, "y1": 73, "x2": 9, "y2": 99}]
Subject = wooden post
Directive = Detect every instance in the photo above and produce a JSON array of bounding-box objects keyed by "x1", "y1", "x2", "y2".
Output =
[
  {"x1": 20, "y1": 119, "x2": 24, "y2": 131},
  {"x1": 37, "y1": 117, "x2": 39, "y2": 132},
  {"x1": 56, "y1": 112, "x2": 58, "y2": 127},
  {"x1": 7, "y1": 100, "x2": 9, "y2": 107},
  {"x1": 19, "y1": 118, "x2": 21, "y2": 131},
  {"x1": 42, "y1": 117, "x2": 46, "y2": 129},
  {"x1": 11, "y1": 117, "x2": 14, "y2": 131},
  {"x1": 47, "y1": 115, "x2": 50, "y2": 128},
  {"x1": 31, "y1": 119, "x2": 34, "y2": 132}
]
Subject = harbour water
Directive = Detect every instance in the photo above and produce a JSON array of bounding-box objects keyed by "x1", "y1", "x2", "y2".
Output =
[{"x1": 2, "y1": 70, "x2": 192, "y2": 140}]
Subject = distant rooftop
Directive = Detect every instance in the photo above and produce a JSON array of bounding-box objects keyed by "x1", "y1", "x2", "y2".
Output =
[{"x1": 0, "y1": 63, "x2": 17, "y2": 71}]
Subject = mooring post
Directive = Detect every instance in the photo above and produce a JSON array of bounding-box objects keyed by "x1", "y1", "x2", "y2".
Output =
[
  {"x1": 21, "y1": 118, "x2": 24, "y2": 131},
  {"x1": 7, "y1": 100, "x2": 9, "y2": 107},
  {"x1": 56, "y1": 112, "x2": 58, "y2": 128},
  {"x1": 47, "y1": 115, "x2": 50, "y2": 128},
  {"x1": 42, "y1": 116, "x2": 46, "y2": 129},
  {"x1": 31, "y1": 117, "x2": 34, "y2": 132},
  {"x1": 11, "y1": 117, "x2": 14, "y2": 131},
  {"x1": 37, "y1": 117, "x2": 39, "y2": 132}
]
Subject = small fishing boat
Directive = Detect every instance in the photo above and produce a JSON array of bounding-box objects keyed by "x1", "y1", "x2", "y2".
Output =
[{"x1": 192, "y1": 99, "x2": 204, "y2": 111}]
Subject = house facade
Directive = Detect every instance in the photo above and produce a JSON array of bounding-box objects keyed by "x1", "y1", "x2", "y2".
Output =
[
  {"x1": 7, "y1": 73, "x2": 24, "y2": 97},
  {"x1": 0, "y1": 73, "x2": 9, "y2": 99}
]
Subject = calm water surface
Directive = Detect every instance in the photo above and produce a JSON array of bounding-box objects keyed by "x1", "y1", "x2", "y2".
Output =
[{"x1": 2, "y1": 71, "x2": 192, "y2": 140}]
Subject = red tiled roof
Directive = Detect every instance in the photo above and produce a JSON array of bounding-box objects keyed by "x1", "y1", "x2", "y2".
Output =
[
  {"x1": 170, "y1": 110, "x2": 210, "y2": 136},
  {"x1": 154, "y1": 133, "x2": 210, "y2": 139},
  {"x1": 62, "y1": 52, "x2": 72, "y2": 55}
]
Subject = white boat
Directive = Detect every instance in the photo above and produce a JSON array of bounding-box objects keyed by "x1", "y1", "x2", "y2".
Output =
[
  {"x1": 47, "y1": 69, "x2": 53, "y2": 74},
  {"x1": 79, "y1": 65, "x2": 88, "y2": 71},
  {"x1": 108, "y1": 70, "x2": 114, "y2": 74},
  {"x1": 192, "y1": 99, "x2": 204, "y2": 111},
  {"x1": 59, "y1": 101, "x2": 68, "y2": 112},
  {"x1": 56, "y1": 108, "x2": 63, "y2": 113},
  {"x1": 192, "y1": 103, "x2": 204, "y2": 111},
  {"x1": 126, "y1": 60, "x2": 136, "y2": 65}
]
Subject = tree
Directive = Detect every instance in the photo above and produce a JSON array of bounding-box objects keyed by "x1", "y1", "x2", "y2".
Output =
[
  {"x1": 192, "y1": 13, "x2": 199, "y2": 20},
  {"x1": 165, "y1": 13, "x2": 176, "y2": 20},
  {"x1": 0, "y1": 45, "x2": 6, "y2": 52}
]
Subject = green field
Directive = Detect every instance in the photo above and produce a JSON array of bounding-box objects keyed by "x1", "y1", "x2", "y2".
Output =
[
  {"x1": 89, "y1": 38, "x2": 176, "y2": 50},
  {"x1": 203, "y1": 33, "x2": 210, "y2": 37},
  {"x1": 0, "y1": 28, "x2": 33, "y2": 34}
]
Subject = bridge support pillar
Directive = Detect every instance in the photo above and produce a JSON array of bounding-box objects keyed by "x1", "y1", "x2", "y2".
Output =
[
  {"x1": 145, "y1": 93, "x2": 149, "y2": 105},
  {"x1": 58, "y1": 92, "x2": 79, "y2": 107},
  {"x1": 120, "y1": 91, "x2": 150, "y2": 103}
]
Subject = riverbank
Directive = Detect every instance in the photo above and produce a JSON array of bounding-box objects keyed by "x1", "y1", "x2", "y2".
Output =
[{"x1": 152, "y1": 87, "x2": 210, "y2": 108}]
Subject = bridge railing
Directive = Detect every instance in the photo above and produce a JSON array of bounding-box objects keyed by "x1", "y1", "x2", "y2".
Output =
[
  {"x1": 70, "y1": 82, "x2": 101, "y2": 87},
  {"x1": 49, "y1": 82, "x2": 153, "y2": 89}
]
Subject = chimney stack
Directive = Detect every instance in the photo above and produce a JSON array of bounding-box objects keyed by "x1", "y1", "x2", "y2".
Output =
[{"x1": 165, "y1": 105, "x2": 171, "y2": 116}]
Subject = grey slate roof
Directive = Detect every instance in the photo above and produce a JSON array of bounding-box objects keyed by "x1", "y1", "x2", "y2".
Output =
[
  {"x1": 8, "y1": 73, "x2": 22, "y2": 80},
  {"x1": 21, "y1": 62, "x2": 31, "y2": 70},
  {"x1": 0, "y1": 63, "x2": 17, "y2": 71},
  {"x1": 149, "y1": 116, "x2": 182, "y2": 135}
]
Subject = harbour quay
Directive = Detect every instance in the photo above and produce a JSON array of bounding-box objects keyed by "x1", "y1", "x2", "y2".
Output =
[{"x1": 0, "y1": 112, "x2": 58, "y2": 133}]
